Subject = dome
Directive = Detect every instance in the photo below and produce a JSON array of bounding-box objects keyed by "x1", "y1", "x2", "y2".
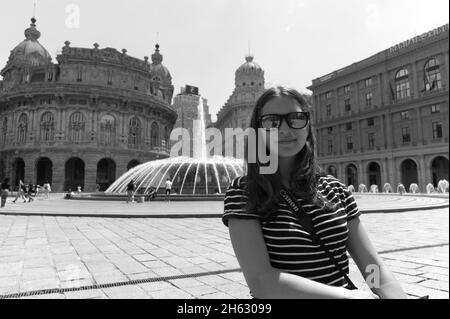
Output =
[
  {"x1": 150, "y1": 44, "x2": 171, "y2": 82},
  {"x1": 236, "y1": 55, "x2": 263, "y2": 74},
  {"x1": 5, "y1": 18, "x2": 52, "y2": 69}
]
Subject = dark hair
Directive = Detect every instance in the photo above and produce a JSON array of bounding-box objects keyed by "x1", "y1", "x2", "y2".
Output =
[{"x1": 245, "y1": 85, "x2": 334, "y2": 219}]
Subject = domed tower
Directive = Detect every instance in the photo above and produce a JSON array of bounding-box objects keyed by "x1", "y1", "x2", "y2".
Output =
[
  {"x1": 1, "y1": 17, "x2": 53, "y2": 90},
  {"x1": 214, "y1": 54, "x2": 266, "y2": 158},
  {"x1": 234, "y1": 55, "x2": 265, "y2": 93},
  {"x1": 150, "y1": 44, "x2": 174, "y2": 103}
]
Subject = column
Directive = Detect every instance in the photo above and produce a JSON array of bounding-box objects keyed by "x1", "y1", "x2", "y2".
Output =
[
  {"x1": 356, "y1": 120, "x2": 363, "y2": 152},
  {"x1": 334, "y1": 89, "x2": 339, "y2": 117},
  {"x1": 84, "y1": 160, "x2": 97, "y2": 192},
  {"x1": 382, "y1": 158, "x2": 389, "y2": 189},
  {"x1": 411, "y1": 61, "x2": 419, "y2": 98},
  {"x1": 52, "y1": 156, "x2": 65, "y2": 192},
  {"x1": 379, "y1": 115, "x2": 385, "y2": 149},
  {"x1": 358, "y1": 161, "x2": 364, "y2": 187},
  {"x1": 378, "y1": 73, "x2": 385, "y2": 107},
  {"x1": 418, "y1": 155, "x2": 427, "y2": 192},
  {"x1": 416, "y1": 108, "x2": 423, "y2": 145},
  {"x1": 354, "y1": 82, "x2": 360, "y2": 112},
  {"x1": 385, "y1": 112, "x2": 393, "y2": 148}
]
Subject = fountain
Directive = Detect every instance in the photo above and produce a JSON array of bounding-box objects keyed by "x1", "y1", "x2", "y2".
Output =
[
  {"x1": 437, "y1": 179, "x2": 449, "y2": 193},
  {"x1": 383, "y1": 183, "x2": 393, "y2": 193},
  {"x1": 409, "y1": 183, "x2": 420, "y2": 194},
  {"x1": 397, "y1": 183, "x2": 406, "y2": 194},
  {"x1": 106, "y1": 96, "x2": 245, "y2": 197},
  {"x1": 348, "y1": 185, "x2": 355, "y2": 193},
  {"x1": 426, "y1": 183, "x2": 435, "y2": 194},
  {"x1": 369, "y1": 184, "x2": 379, "y2": 193},
  {"x1": 358, "y1": 184, "x2": 368, "y2": 193}
]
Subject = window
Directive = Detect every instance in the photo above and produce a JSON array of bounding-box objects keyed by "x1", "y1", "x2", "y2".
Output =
[
  {"x1": 327, "y1": 127, "x2": 333, "y2": 134},
  {"x1": 367, "y1": 118, "x2": 374, "y2": 126},
  {"x1": 151, "y1": 122, "x2": 160, "y2": 146},
  {"x1": 432, "y1": 121, "x2": 443, "y2": 139},
  {"x1": 69, "y1": 112, "x2": 85, "y2": 143},
  {"x1": 346, "y1": 123, "x2": 352, "y2": 131},
  {"x1": 47, "y1": 72, "x2": 53, "y2": 82},
  {"x1": 107, "y1": 70, "x2": 113, "y2": 85},
  {"x1": 327, "y1": 140, "x2": 333, "y2": 153},
  {"x1": 402, "y1": 127, "x2": 410, "y2": 143},
  {"x1": 365, "y1": 78, "x2": 372, "y2": 87},
  {"x1": 431, "y1": 104, "x2": 440, "y2": 113},
  {"x1": 76, "y1": 67, "x2": 82, "y2": 82},
  {"x1": 344, "y1": 85, "x2": 351, "y2": 94},
  {"x1": 40, "y1": 112, "x2": 55, "y2": 142},
  {"x1": 100, "y1": 114, "x2": 115, "y2": 146},
  {"x1": 424, "y1": 58, "x2": 442, "y2": 91},
  {"x1": 325, "y1": 91, "x2": 332, "y2": 99},
  {"x1": 400, "y1": 111, "x2": 409, "y2": 120},
  {"x1": 128, "y1": 117, "x2": 142, "y2": 147},
  {"x1": 326, "y1": 104, "x2": 331, "y2": 117},
  {"x1": 17, "y1": 113, "x2": 28, "y2": 144},
  {"x1": 368, "y1": 132, "x2": 375, "y2": 149},
  {"x1": 346, "y1": 136, "x2": 353, "y2": 150},
  {"x1": 395, "y1": 68, "x2": 410, "y2": 100},
  {"x1": 365, "y1": 92, "x2": 372, "y2": 107},
  {"x1": 344, "y1": 99, "x2": 351, "y2": 112},
  {"x1": 1, "y1": 117, "x2": 7, "y2": 145}
]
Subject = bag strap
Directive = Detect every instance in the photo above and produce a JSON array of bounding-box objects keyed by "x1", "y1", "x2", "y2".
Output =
[{"x1": 279, "y1": 188, "x2": 357, "y2": 290}]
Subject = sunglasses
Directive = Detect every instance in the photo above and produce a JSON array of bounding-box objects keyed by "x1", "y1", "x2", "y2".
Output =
[{"x1": 258, "y1": 112, "x2": 310, "y2": 130}]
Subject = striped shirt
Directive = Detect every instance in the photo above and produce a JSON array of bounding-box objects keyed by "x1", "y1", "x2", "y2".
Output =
[{"x1": 223, "y1": 175, "x2": 361, "y2": 288}]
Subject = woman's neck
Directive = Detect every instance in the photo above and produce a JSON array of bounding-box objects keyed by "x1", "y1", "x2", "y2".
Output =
[{"x1": 278, "y1": 156, "x2": 296, "y2": 188}]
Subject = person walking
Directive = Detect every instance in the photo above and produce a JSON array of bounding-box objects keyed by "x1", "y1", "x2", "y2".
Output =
[
  {"x1": 126, "y1": 180, "x2": 135, "y2": 203},
  {"x1": 43, "y1": 181, "x2": 51, "y2": 199},
  {"x1": 12, "y1": 180, "x2": 27, "y2": 203},
  {"x1": 164, "y1": 178, "x2": 172, "y2": 202},
  {"x1": 1, "y1": 178, "x2": 11, "y2": 208}
]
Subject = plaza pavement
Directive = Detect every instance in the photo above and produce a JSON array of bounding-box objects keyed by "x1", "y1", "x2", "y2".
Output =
[{"x1": 0, "y1": 194, "x2": 448, "y2": 299}]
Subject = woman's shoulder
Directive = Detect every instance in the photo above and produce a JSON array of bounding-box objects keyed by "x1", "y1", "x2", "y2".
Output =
[
  {"x1": 228, "y1": 175, "x2": 248, "y2": 190},
  {"x1": 318, "y1": 175, "x2": 348, "y2": 192}
]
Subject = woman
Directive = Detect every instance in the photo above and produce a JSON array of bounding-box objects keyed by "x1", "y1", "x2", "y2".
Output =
[
  {"x1": 223, "y1": 86, "x2": 407, "y2": 299},
  {"x1": 1, "y1": 178, "x2": 11, "y2": 208}
]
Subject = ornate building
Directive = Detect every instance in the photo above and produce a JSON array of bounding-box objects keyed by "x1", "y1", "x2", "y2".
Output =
[
  {"x1": 214, "y1": 55, "x2": 265, "y2": 158},
  {"x1": 0, "y1": 18, "x2": 176, "y2": 191},
  {"x1": 308, "y1": 24, "x2": 449, "y2": 192}
]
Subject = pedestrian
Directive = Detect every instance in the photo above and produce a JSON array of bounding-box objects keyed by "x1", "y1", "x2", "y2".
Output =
[
  {"x1": 1, "y1": 178, "x2": 10, "y2": 208},
  {"x1": 145, "y1": 186, "x2": 156, "y2": 202},
  {"x1": 43, "y1": 181, "x2": 51, "y2": 199},
  {"x1": 96, "y1": 184, "x2": 101, "y2": 192},
  {"x1": 126, "y1": 180, "x2": 135, "y2": 203},
  {"x1": 26, "y1": 183, "x2": 34, "y2": 202},
  {"x1": 77, "y1": 185, "x2": 82, "y2": 193},
  {"x1": 223, "y1": 85, "x2": 407, "y2": 299},
  {"x1": 164, "y1": 178, "x2": 172, "y2": 202},
  {"x1": 12, "y1": 179, "x2": 27, "y2": 203}
]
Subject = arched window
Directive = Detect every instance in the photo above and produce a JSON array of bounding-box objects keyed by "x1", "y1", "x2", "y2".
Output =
[
  {"x1": 40, "y1": 112, "x2": 55, "y2": 142},
  {"x1": 100, "y1": 114, "x2": 115, "y2": 146},
  {"x1": 1, "y1": 117, "x2": 8, "y2": 145},
  {"x1": 128, "y1": 117, "x2": 141, "y2": 148},
  {"x1": 395, "y1": 68, "x2": 410, "y2": 100},
  {"x1": 424, "y1": 58, "x2": 442, "y2": 91},
  {"x1": 17, "y1": 113, "x2": 28, "y2": 144},
  {"x1": 151, "y1": 122, "x2": 159, "y2": 147},
  {"x1": 69, "y1": 112, "x2": 85, "y2": 143}
]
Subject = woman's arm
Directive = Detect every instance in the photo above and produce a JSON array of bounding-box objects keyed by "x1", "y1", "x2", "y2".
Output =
[
  {"x1": 346, "y1": 217, "x2": 408, "y2": 299},
  {"x1": 229, "y1": 218, "x2": 376, "y2": 299}
]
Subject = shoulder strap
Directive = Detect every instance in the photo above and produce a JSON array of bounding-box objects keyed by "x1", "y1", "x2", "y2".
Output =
[{"x1": 279, "y1": 188, "x2": 357, "y2": 290}]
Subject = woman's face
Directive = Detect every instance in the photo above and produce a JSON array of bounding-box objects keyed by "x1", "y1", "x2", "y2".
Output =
[{"x1": 260, "y1": 96, "x2": 309, "y2": 158}]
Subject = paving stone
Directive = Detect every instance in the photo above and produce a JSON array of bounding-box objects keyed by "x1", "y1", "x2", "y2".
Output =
[
  {"x1": 102, "y1": 286, "x2": 151, "y2": 299},
  {"x1": 418, "y1": 279, "x2": 449, "y2": 292}
]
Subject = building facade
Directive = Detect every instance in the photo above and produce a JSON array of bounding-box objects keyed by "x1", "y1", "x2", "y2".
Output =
[
  {"x1": 214, "y1": 55, "x2": 265, "y2": 158},
  {"x1": 308, "y1": 24, "x2": 449, "y2": 192},
  {"x1": 172, "y1": 85, "x2": 211, "y2": 157},
  {"x1": 0, "y1": 18, "x2": 176, "y2": 192}
]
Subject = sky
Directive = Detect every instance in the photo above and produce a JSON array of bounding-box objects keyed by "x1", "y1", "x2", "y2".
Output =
[{"x1": 1, "y1": 0, "x2": 449, "y2": 121}]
